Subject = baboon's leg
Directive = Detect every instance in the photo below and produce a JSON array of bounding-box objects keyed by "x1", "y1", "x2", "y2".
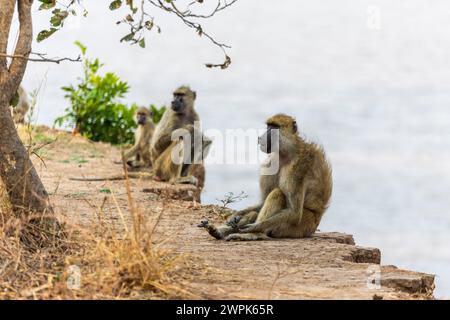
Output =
[
  {"x1": 225, "y1": 189, "x2": 286, "y2": 241},
  {"x1": 236, "y1": 211, "x2": 258, "y2": 227},
  {"x1": 202, "y1": 224, "x2": 235, "y2": 240},
  {"x1": 200, "y1": 210, "x2": 259, "y2": 240},
  {"x1": 266, "y1": 208, "x2": 319, "y2": 238},
  {"x1": 176, "y1": 175, "x2": 199, "y2": 186},
  {"x1": 255, "y1": 188, "x2": 286, "y2": 223}
]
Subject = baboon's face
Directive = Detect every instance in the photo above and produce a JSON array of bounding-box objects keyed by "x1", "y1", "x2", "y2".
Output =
[
  {"x1": 259, "y1": 114, "x2": 298, "y2": 154},
  {"x1": 136, "y1": 107, "x2": 151, "y2": 125},
  {"x1": 258, "y1": 124, "x2": 280, "y2": 154},
  {"x1": 171, "y1": 87, "x2": 196, "y2": 114}
]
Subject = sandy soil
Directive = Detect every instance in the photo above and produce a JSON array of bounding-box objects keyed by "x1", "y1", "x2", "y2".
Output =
[{"x1": 28, "y1": 126, "x2": 434, "y2": 299}]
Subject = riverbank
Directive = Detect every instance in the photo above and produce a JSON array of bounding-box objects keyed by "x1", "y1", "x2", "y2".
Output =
[{"x1": 1, "y1": 125, "x2": 435, "y2": 299}]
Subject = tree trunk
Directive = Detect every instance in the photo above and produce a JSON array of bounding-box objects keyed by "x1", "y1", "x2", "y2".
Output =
[
  {"x1": 0, "y1": 0, "x2": 53, "y2": 217},
  {"x1": 0, "y1": 99, "x2": 52, "y2": 215}
]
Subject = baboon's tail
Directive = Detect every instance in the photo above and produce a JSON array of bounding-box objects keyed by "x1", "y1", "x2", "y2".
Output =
[{"x1": 70, "y1": 172, "x2": 153, "y2": 181}]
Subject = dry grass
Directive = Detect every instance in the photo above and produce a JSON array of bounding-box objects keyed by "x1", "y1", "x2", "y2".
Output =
[
  {"x1": 0, "y1": 125, "x2": 194, "y2": 300},
  {"x1": 0, "y1": 180, "x2": 193, "y2": 299}
]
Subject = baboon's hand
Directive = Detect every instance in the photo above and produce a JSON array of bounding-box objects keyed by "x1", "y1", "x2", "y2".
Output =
[
  {"x1": 226, "y1": 216, "x2": 241, "y2": 229},
  {"x1": 239, "y1": 222, "x2": 262, "y2": 233},
  {"x1": 197, "y1": 219, "x2": 209, "y2": 228}
]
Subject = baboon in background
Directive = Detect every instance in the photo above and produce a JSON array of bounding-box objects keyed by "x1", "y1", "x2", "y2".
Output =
[
  {"x1": 153, "y1": 124, "x2": 212, "y2": 189},
  {"x1": 117, "y1": 106, "x2": 155, "y2": 168},
  {"x1": 70, "y1": 124, "x2": 212, "y2": 186},
  {"x1": 11, "y1": 86, "x2": 30, "y2": 124},
  {"x1": 150, "y1": 86, "x2": 199, "y2": 164},
  {"x1": 200, "y1": 114, "x2": 333, "y2": 241}
]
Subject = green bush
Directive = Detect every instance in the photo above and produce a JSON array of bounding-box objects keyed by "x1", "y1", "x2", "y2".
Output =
[
  {"x1": 150, "y1": 104, "x2": 166, "y2": 124},
  {"x1": 55, "y1": 41, "x2": 137, "y2": 144}
]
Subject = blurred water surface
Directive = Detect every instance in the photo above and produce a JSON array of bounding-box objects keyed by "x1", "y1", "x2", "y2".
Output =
[{"x1": 17, "y1": 0, "x2": 450, "y2": 297}]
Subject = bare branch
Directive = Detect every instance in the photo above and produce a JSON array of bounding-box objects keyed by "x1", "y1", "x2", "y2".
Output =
[
  {"x1": 0, "y1": 52, "x2": 81, "y2": 64},
  {"x1": 147, "y1": 0, "x2": 235, "y2": 68},
  {"x1": 186, "y1": 0, "x2": 239, "y2": 19}
]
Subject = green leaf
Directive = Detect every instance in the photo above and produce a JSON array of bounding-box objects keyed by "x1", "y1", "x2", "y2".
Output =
[
  {"x1": 120, "y1": 32, "x2": 135, "y2": 43},
  {"x1": 50, "y1": 10, "x2": 69, "y2": 27},
  {"x1": 38, "y1": 0, "x2": 56, "y2": 10},
  {"x1": 37, "y1": 28, "x2": 58, "y2": 42},
  {"x1": 109, "y1": 0, "x2": 122, "y2": 10},
  {"x1": 139, "y1": 38, "x2": 145, "y2": 48},
  {"x1": 74, "y1": 41, "x2": 87, "y2": 55}
]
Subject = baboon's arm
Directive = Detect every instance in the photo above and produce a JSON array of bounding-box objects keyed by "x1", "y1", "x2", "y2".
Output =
[
  {"x1": 240, "y1": 187, "x2": 306, "y2": 234},
  {"x1": 237, "y1": 204, "x2": 262, "y2": 216},
  {"x1": 123, "y1": 143, "x2": 140, "y2": 160},
  {"x1": 153, "y1": 133, "x2": 172, "y2": 155}
]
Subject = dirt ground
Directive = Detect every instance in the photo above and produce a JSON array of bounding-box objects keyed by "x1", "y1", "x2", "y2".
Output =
[{"x1": 27, "y1": 126, "x2": 434, "y2": 300}]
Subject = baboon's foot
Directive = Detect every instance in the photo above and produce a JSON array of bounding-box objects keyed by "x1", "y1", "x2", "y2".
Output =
[
  {"x1": 198, "y1": 219, "x2": 235, "y2": 240},
  {"x1": 225, "y1": 233, "x2": 271, "y2": 241}
]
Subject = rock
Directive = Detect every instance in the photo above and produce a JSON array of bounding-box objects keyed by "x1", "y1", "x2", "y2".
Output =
[
  {"x1": 313, "y1": 232, "x2": 356, "y2": 245},
  {"x1": 32, "y1": 126, "x2": 436, "y2": 300},
  {"x1": 344, "y1": 246, "x2": 382, "y2": 264}
]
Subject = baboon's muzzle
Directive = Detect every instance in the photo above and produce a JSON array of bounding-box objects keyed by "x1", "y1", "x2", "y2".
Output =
[{"x1": 137, "y1": 114, "x2": 147, "y2": 125}]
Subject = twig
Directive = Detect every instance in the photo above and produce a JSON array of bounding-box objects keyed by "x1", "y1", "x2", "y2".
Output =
[
  {"x1": 148, "y1": 0, "x2": 233, "y2": 68},
  {"x1": 0, "y1": 53, "x2": 81, "y2": 64}
]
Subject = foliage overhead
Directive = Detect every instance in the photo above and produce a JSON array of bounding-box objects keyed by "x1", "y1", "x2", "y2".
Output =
[{"x1": 36, "y1": 0, "x2": 239, "y2": 69}]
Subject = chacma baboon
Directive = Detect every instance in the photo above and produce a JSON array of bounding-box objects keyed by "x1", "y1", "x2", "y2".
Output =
[
  {"x1": 116, "y1": 106, "x2": 155, "y2": 168},
  {"x1": 150, "y1": 86, "x2": 199, "y2": 164},
  {"x1": 153, "y1": 124, "x2": 212, "y2": 189},
  {"x1": 199, "y1": 114, "x2": 333, "y2": 241},
  {"x1": 11, "y1": 85, "x2": 30, "y2": 124}
]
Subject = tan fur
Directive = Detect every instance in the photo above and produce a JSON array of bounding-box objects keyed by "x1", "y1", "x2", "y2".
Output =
[
  {"x1": 152, "y1": 124, "x2": 211, "y2": 189},
  {"x1": 120, "y1": 107, "x2": 155, "y2": 168},
  {"x1": 201, "y1": 113, "x2": 333, "y2": 241},
  {"x1": 150, "y1": 86, "x2": 199, "y2": 164},
  {"x1": 11, "y1": 86, "x2": 30, "y2": 124}
]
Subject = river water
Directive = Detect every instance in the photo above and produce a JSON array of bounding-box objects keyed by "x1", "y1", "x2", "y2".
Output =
[{"x1": 16, "y1": 0, "x2": 450, "y2": 297}]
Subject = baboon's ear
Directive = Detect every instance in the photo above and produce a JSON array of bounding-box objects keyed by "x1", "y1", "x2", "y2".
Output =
[
  {"x1": 293, "y1": 121, "x2": 298, "y2": 133},
  {"x1": 192, "y1": 91, "x2": 197, "y2": 100}
]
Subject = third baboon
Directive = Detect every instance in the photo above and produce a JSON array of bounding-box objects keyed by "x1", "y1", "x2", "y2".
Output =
[
  {"x1": 150, "y1": 86, "x2": 199, "y2": 164},
  {"x1": 118, "y1": 106, "x2": 155, "y2": 168},
  {"x1": 153, "y1": 124, "x2": 212, "y2": 189},
  {"x1": 199, "y1": 114, "x2": 333, "y2": 241},
  {"x1": 11, "y1": 86, "x2": 30, "y2": 124}
]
